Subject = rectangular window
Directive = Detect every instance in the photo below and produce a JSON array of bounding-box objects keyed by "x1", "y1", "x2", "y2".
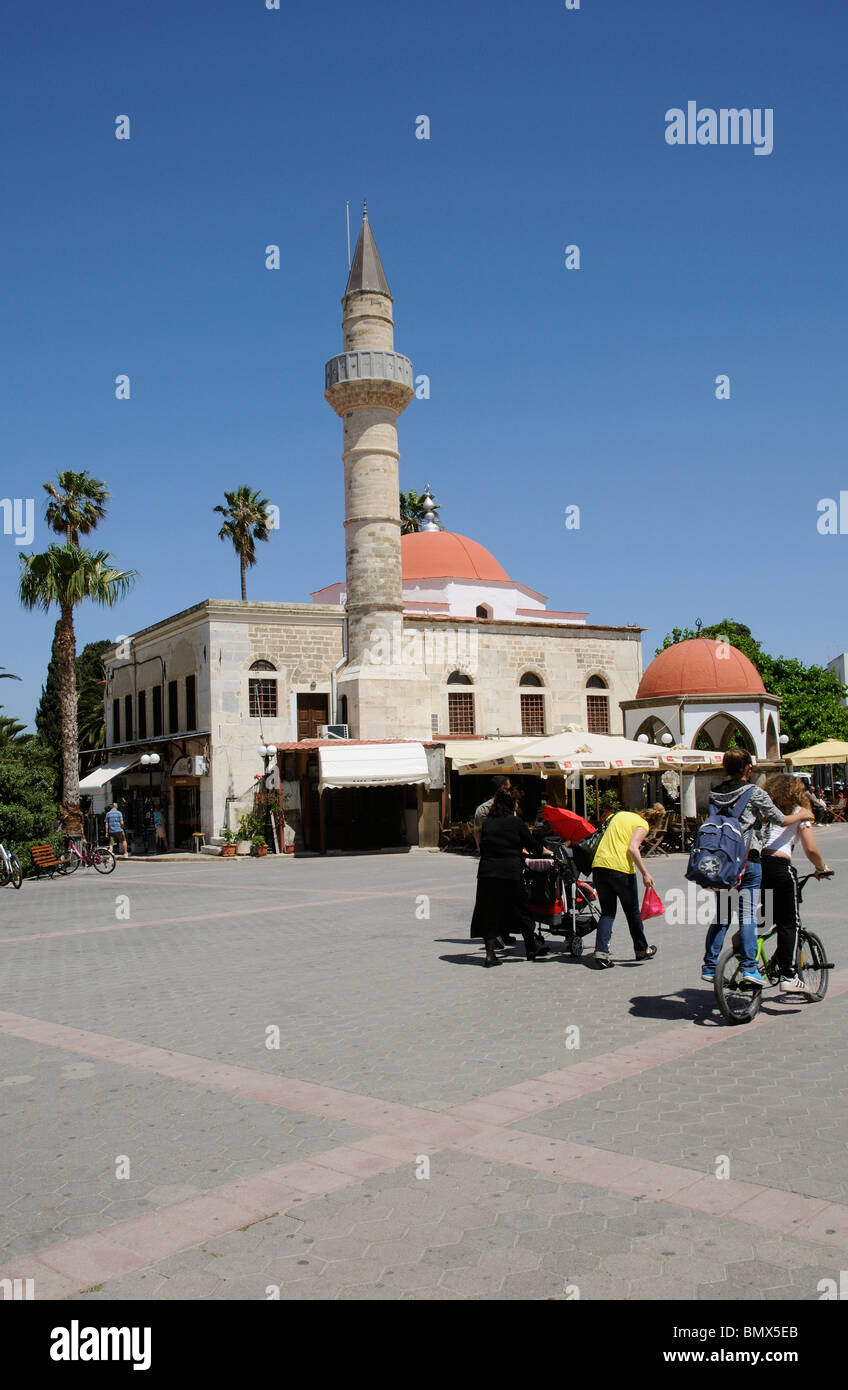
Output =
[
  {"x1": 448, "y1": 692, "x2": 475, "y2": 736},
  {"x1": 587, "y1": 695, "x2": 610, "y2": 734},
  {"x1": 520, "y1": 693, "x2": 545, "y2": 737},
  {"x1": 249, "y1": 679, "x2": 277, "y2": 718},
  {"x1": 137, "y1": 690, "x2": 147, "y2": 740},
  {"x1": 185, "y1": 675, "x2": 197, "y2": 731},
  {"x1": 124, "y1": 694, "x2": 133, "y2": 743},
  {"x1": 152, "y1": 686, "x2": 163, "y2": 737},
  {"x1": 112, "y1": 700, "x2": 121, "y2": 744},
  {"x1": 168, "y1": 680, "x2": 179, "y2": 734}
]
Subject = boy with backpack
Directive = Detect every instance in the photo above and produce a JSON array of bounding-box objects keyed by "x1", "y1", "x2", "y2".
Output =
[{"x1": 694, "y1": 750, "x2": 811, "y2": 986}]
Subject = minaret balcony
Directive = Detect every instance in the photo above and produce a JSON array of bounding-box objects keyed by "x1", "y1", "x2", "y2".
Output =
[{"x1": 324, "y1": 350, "x2": 413, "y2": 391}]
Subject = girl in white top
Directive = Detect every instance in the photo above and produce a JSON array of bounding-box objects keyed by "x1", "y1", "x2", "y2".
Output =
[{"x1": 761, "y1": 776, "x2": 829, "y2": 991}]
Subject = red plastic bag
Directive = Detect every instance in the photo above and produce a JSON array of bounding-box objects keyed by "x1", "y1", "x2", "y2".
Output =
[{"x1": 640, "y1": 886, "x2": 665, "y2": 921}]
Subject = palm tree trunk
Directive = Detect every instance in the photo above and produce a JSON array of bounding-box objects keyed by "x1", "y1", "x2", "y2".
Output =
[
  {"x1": 57, "y1": 601, "x2": 80, "y2": 804},
  {"x1": 241, "y1": 557, "x2": 247, "y2": 602}
]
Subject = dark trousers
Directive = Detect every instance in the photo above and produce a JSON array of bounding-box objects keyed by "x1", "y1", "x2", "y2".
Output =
[
  {"x1": 761, "y1": 855, "x2": 801, "y2": 977},
  {"x1": 593, "y1": 868, "x2": 648, "y2": 956}
]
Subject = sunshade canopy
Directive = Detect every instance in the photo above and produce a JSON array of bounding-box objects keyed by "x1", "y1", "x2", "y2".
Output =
[
  {"x1": 785, "y1": 740, "x2": 848, "y2": 766},
  {"x1": 458, "y1": 731, "x2": 670, "y2": 775},
  {"x1": 318, "y1": 742, "x2": 430, "y2": 791},
  {"x1": 78, "y1": 757, "x2": 140, "y2": 791}
]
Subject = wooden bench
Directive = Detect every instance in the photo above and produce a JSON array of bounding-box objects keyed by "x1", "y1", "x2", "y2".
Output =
[{"x1": 29, "y1": 843, "x2": 71, "y2": 879}]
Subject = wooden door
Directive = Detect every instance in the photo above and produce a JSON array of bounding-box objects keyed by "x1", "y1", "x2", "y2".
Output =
[{"x1": 297, "y1": 694, "x2": 329, "y2": 740}]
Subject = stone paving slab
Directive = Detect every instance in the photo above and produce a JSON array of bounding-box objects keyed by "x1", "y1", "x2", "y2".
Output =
[
  {"x1": 1, "y1": 837, "x2": 846, "y2": 1301},
  {"x1": 0, "y1": 1033, "x2": 368, "y2": 1259},
  {"x1": 515, "y1": 990, "x2": 848, "y2": 1204},
  {"x1": 70, "y1": 1152, "x2": 845, "y2": 1302}
]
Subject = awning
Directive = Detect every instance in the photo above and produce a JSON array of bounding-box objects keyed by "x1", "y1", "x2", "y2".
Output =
[
  {"x1": 318, "y1": 743, "x2": 431, "y2": 791},
  {"x1": 78, "y1": 757, "x2": 141, "y2": 791},
  {"x1": 440, "y1": 737, "x2": 533, "y2": 770}
]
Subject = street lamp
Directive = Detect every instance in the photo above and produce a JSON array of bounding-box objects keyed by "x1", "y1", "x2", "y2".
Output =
[
  {"x1": 637, "y1": 734, "x2": 649, "y2": 743},
  {"x1": 661, "y1": 733, "x2": 674, "y2": 746}
]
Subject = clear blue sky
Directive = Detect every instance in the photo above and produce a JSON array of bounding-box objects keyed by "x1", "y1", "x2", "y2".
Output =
[{"x1": 3, "y1": 0, "x2": 847, "y2": 727}]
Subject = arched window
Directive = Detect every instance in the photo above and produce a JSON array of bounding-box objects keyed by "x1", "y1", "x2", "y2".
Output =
[
  {"x1": 519, "y1": 672, "x2": 543, "y2": 687},
  {"x1": 476, "y1": 604, "x2": 492, "y2": 619},
  {"x1": 585, "y1": 675, "x2": 609, "y2": 733},
  {"x1": 249, "y1": 661, "x2": 278, "y2": 717},
  {"x1": 447, "y1": 672, "x2": 474, "y2": 733}
]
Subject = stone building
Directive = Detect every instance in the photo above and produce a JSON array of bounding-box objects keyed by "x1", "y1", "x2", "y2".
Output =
[{"x1": 85, "y1": 208, "x2": 644, "y2": 852}]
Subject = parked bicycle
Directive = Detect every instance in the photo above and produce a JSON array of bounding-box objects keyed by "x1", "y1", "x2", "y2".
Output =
[
  {"x1": 0, "y1": 842, "x2": 23, "y2": 889},
  {"x1": 63, "y1": 840, "x2": 117, "y2": 876},
  {"x1": 714, "y1": 872, "x2": 834, "y2": 1024}
]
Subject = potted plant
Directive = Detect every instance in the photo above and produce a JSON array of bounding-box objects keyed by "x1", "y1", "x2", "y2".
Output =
[
  {"x1": 220, "y1": 828, "x2": 237, "y2": 858},
  {"x1": 236, "y1": 813, "x2": 256, "y2": 856},
  {"x1": 252, "y1": 833, "x2": 268, "y2": 858}
]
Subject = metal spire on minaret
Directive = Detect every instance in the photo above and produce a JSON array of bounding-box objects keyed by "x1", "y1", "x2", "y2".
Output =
[
  {"x1": 344, "y1": 200, "x2": 391, "y2": 297},
  {"x1": 419, "y1": 487, "x2": 440, "y2": 532}
]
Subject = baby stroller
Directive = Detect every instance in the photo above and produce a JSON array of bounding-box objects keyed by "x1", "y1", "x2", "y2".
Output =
[{"x1": 524, "y1": 837, "x2": 601, "y2": 955}]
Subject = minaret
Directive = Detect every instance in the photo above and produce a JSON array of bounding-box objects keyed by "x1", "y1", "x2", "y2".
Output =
[{"x1": 325, "y1": 204, "x2": 427, "y2": 738}]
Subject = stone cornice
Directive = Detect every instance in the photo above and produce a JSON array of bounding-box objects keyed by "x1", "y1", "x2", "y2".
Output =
[{"x1": 325, "y1": 380, "x2": 414, "y2": 415}]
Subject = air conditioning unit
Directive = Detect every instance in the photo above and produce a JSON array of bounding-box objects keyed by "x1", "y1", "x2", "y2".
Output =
[{"x1": 317, "y1": 724, "x2": 349, "y2": 739}]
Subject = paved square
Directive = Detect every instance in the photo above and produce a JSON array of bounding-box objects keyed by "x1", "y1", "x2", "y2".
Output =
[{"x1": 1, "y1": 834, "x2": 846, "y2": 1300}]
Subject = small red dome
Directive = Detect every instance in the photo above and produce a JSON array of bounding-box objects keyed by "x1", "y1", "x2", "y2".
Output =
[
  {"x1": 402, "y1": 531, "x2": 510, "y2": 582},
  {"x1": 637, "y1": 638, "x2": 766, "y2": 699}
]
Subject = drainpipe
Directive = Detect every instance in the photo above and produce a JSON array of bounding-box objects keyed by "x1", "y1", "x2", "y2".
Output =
[{"x1": 330, "y1": 617, "x2": 349, "y2": 725}]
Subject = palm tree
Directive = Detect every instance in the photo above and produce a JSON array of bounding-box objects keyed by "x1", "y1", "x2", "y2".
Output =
[
  {"x1": 0, "y1": 710, "x2": 29, "y2": 745},
  {"x1": 19, "y1": 546, "x2": 136, "y2": 804},
  {"x1": 0, "y1": 667, "x2": 21, "y2": 682},
  {"x1": 44, "y1": 471, "x2": 110, "y2": 545},
  {"x1": 400, "y1": 489, "x2": 442, "y2": 534},
  {"x1": 214, "y1": 487, "x2": 272, "y2": 601}
]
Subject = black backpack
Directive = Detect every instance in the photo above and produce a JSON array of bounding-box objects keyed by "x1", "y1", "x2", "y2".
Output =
[{"x1": 572, "y1": 817, "x2": 612, "y2": 876}]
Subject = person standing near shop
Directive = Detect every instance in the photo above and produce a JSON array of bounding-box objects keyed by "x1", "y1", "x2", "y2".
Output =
[
  {"x1": 153, "y1": 802, "x2": 168, "y2": 852},
  {"x1": 105, "y1": 801, "x2": 128, "y2": 859},
  {"x1": 592, "y1": 806, "x2": 657, "y2": 968},
  {"x1": 473, "y1": 775, "x2": 515, "y2": 945}
]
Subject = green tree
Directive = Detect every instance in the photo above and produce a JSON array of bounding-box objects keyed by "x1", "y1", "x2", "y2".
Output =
[
  {"x1": 0, "y1": 741, "x2": 62, "y2": 868},
  {"x1": 44, "y1": 470, "x2": 110, "y2": 545},
  {"x1": 76, "y1": 640, "x2": 112, "y2": 751},
  {"x1": 400, "y1": 489, "x2": 442, "y2": 535},
  {"x1": 657, "y1": 619, "x2": 848, "y2": 751},
  {"x1": 35, "y1": 621, "x2": 62, "y2": 762},
  {"x1": 0, "y1": 711, "x2": 29, "y2": 746},
  {"x1": 19, "y1": 547, "x2": 136, "y2": 804},
  {"x1": 214, "y1": 486, "x2": 272, "y2": 601}
]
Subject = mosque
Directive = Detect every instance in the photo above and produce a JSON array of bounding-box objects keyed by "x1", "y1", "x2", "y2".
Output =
[{"x1": 83, "y1": 210, "x2": 779, "y2": 852}]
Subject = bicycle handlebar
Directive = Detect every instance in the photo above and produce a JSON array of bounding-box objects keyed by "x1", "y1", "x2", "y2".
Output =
[{"x1": 797, "y1": 870, "x2": 834, "y2": 887}]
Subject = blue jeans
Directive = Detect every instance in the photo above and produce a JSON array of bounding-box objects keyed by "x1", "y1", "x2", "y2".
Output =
[{"x1": 703, "y1": 860, "x2": 761, "y2": 974}]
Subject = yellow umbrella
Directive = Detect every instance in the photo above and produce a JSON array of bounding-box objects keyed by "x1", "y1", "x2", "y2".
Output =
[{"x1": 784, "y1": 740, "x2": 848, "y2": 766}]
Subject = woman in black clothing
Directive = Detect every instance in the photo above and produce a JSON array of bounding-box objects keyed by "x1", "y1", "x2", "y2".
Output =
[{"x1": 470, "y1": 787, "x2": 549, "y2": 966}]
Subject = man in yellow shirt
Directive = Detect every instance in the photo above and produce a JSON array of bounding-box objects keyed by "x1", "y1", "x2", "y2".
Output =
[{"x1": 592, "y1": 807, "x2": 658, "y2": 968}]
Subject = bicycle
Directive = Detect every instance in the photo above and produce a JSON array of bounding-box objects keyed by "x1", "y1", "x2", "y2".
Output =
[
  {"x1": 714, "y1": 871, "x2": 834, "y2": 1025},
  {"x1": 0, "y1": 842, "x2": 23, "y2": 889},
  {"x1": 62, "y1": 839, "x2": 117, "y2": 876}
]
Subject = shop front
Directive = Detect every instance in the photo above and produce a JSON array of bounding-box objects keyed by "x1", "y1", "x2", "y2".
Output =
[{"x1": 278, "y1": 740, "x2": 442, "y2": 853}]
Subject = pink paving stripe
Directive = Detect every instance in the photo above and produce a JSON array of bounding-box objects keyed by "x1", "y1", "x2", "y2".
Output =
[
  {"x1": 0, "y1": 888, "x2": 470, "y2": 945},
  {"x1": 0, "y1": 1146, "x2": 406, "y2": 1298},
  {"x1": 451, "y1": 1127, "x2": 848, "y2": 1251},
  {"x1": 443, "y1": 968, "x2": 848, "y2": 1123}
]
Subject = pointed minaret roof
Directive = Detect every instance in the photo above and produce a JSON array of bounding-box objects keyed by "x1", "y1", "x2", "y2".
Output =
[{"x1": 345, "y1": 201, "x2": 392, "y2": 297}]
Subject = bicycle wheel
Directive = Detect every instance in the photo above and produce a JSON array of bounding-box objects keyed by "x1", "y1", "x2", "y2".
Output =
[
  {"x1": 9, "y1": 854, "x2": 22, "y2": 889},
  {"x1": 62, "y1": 851, "x2": 81, "y2": 875},
  {"x1": 92, "y1": 848, "x2": 116, "y2": 875},
  {"x1": 714, "y1": 943, "x2": 763, "y2": 1024},
  {"x1": 797, "y1": 931, "x2": 828, "y2": 1002}
]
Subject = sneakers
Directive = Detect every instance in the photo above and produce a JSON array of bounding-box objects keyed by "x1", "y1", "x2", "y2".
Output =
[
  {"x1": 779, "y1": 974, "x2": 807, "y2": 993},
  {"x1": 701, "y1": 967, "x2": 715, "y2": 983},
  {"x1": 594, "y1": 951, "x2": 615, "y2": 969},
  {"x1": 740, "y1": 968, "x2": 767, "y2": 988}
]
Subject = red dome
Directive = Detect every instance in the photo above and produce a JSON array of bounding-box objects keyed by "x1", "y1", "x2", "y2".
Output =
[
  {"x1": 637, "y1": 639, "x2": 766, "y2": 699},
  {"x1": 401, "y1": 531, "x2": 509, "y2": 582}
]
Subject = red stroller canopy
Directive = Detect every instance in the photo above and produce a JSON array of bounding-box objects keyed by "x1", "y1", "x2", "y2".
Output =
[{"x1": 541, "y1": 806, "x2": 596, "y2": 843}]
